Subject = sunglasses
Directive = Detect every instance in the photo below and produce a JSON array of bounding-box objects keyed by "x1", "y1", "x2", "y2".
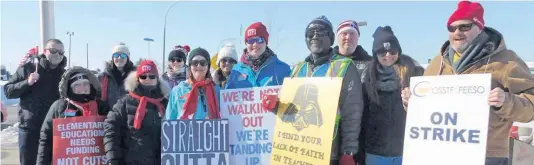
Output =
[
  {"x1": 306, "y1": 30, "x2": 328, "y2": 38},
  {"x1": 190, "y1": 60, "x2": 208, "y2": 67},
  {"x1": 170, "y1": 58, "x2": 183, "y2": 63},
  {"x1": 447, "y1": 23, "x2": 474, "y2": 32},
  {"x1": 47, "y1": 48, "x2": 65, "y2": 55},
  {"x1": 139, "y1": 75, "x2": 157, "y2": 80},
  {"x1": 220, "y1": 58, "x2": 237, "y2": 64},
  {"x1": 377, "y1": 51, "x2": 399, "y2": 57},
  {"x1": 246, "y1": 37, "x2": 265, "y2": 44},
  {"x1": 112, "y1": 53, "x2": 128, "y2": 59}
]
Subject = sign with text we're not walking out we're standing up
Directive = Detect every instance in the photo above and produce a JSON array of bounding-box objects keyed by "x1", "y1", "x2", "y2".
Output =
[
  {"x1": 52, "y1": 116, "x2": 107, "y2": 165},
  {"x1": 220, "y1": 86, "x2": 281, "y2": 165},
  {"x1": 403, "y1": 74, "x2": 491, "y2": 165}
]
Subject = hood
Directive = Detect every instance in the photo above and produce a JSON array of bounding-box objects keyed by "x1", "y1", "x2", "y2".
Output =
[
  {"x1": 58, "y1": 66, "x2": 101, "y2": 98},
  {"x1": 103, "y1": 60, "x2": 136, "y2": 75},
  {"x1": 124, "y1": 72, "x2": 170, "y2": 98},
  {"x1": 439, "y1": 27, "x2": 505, "y2": 61},
  {"x1": 334, "y1": 45, "x2": 373, "y2": 61}
]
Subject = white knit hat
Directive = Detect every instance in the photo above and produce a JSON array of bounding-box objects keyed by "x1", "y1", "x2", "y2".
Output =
[
  {"x1": 112, "y1": 42, "x2": 130, "y2": 55},
  {"x1": 216, "y1": 43, "x2": 238, "y2": 64}
]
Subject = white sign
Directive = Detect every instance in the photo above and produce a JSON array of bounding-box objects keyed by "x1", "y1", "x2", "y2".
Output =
[
  {"x1": 220, "y1": 86, "x2": 280, "y2": 165},
  {"x1": 403, "y1": 74, "x2": 491, "y2": 165}
]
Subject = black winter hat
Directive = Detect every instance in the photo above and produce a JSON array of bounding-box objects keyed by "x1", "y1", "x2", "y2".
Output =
[
  {"x1": 306, "y1": 15, "x2": 335, "y2": 46},
  {"x1": 168, "y1": 49, "x2": 186, "y2": 61},
  {"x1": 372, "y1": 26, "x2": 402, "y2": 56},
  {"x1": 188, "y1": 47, "x2": 211, "y2": 67}
]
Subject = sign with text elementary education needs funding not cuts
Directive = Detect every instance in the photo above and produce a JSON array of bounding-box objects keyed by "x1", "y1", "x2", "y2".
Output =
[{"x1": 403, "y1": 74, "x2": 491, "y2": 165}]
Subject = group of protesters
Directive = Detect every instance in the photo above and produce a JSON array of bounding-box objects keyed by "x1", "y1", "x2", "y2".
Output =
[{"x1": 3, "y1": 1, "x2": 534, "y2": 165}]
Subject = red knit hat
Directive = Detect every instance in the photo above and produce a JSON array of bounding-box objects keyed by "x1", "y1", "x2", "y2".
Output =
[
  {"x1": 245, "y1": 22, "x2": 269, "y2": 44},
  {"x1": 137, "y1": 60, "x2": 158, "y2": 76},
  {"x1": 447, "y1": 1, "x2": 485, "y2": 29}
]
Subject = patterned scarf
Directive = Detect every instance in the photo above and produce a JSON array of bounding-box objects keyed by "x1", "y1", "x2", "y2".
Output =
[{"x1": 242, "y1": 47, "x2": 274, "y2": 72}]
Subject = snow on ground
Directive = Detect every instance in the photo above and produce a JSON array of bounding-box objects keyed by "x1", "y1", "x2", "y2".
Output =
[{"x1": 1, "y1": 122, "x2": 19, "y2": 147}]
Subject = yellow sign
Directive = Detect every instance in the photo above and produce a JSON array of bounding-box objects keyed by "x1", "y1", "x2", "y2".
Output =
[
  {"x1": 270, "y1": 77, "x2": 343, "y2": 165},
  {"x1": 211, "y1": 52, "x2": 219, "y2": 70}
]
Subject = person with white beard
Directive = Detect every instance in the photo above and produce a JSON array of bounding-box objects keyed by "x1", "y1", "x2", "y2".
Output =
[
  {"x1": 3, "y1": 39, "x2": 68, "y2": 165},
  {"x1": 98, "y1": 42, "x2": 137, "y2": 108}
]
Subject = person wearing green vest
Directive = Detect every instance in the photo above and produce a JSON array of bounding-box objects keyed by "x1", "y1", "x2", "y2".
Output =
[{"x1": 264, "y1": 15, "x2": 364, "y2": 165}]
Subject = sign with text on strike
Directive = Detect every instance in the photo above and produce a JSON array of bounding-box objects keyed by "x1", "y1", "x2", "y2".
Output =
[
  {"x1": 403, "y1": 74, "x2": 491, "y2": 165},
  {"x1": 220, "y1": 86, "x2": 281, "y2": 165},
  {"x1": 52, "y1": 116, "x2": 107, "y2": 165}
]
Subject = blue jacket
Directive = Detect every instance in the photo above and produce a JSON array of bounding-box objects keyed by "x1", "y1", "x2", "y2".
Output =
[
  {"x1": 225, "y1": 56, "x2": 290, "y2": 89},
  {"x1": 165, "y1": 81, "x2": 221, "y2": 120}
]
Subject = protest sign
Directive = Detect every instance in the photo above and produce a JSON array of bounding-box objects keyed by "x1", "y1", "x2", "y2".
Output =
[
  {"x1": 220, "y1": 86, "x2": 281, "y2": 165},
  {"x1": 161, "y1": 119, "x2": 230, "y2": 165},
  {"x1": 403, "y1": 74, "x2": 491, "y2": 165},
  {"x1": 52, "y1": 116, "x2": 106, "y2": 165},
  {"x1": 270, "y1": 77, "x2": 342, "y2": 165}
]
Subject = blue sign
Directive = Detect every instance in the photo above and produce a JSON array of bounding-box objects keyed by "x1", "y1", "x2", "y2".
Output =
[{"x1": 161, "y1": 119, "x2": 230, "y2": 165}]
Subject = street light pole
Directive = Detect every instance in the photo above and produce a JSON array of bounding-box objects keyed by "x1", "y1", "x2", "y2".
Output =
[
  {"x1": 162, "y1": 1, "x2": 179, "y2": 70},
  {"x1": 143, "y1": 38, "x2": 154, "y2": 59},
  {"x1": 66, "y1": 31, "x2": 74, "y2": 68}
]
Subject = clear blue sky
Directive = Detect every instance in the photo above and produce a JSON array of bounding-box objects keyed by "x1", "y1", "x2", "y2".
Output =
[{"x1": 2, "y1": 1, "x2": 534, "y2": 72}]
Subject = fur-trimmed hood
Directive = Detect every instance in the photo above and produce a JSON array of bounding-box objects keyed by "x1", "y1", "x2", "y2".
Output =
[
  {"x1": 59, "y1": 66, "x2": 101, "y2": 98},
  {"x1": 124, "y1": 72, "x2": 170, "y2": 98}
]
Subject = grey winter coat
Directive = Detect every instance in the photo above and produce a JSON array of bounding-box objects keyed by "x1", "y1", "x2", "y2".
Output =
[{"x1": 97, "y1": 61, "x2": 136, "y2": 108}]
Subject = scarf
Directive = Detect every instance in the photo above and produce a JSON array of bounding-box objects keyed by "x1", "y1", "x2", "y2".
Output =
[
  {"x1": 181, "y1": 79, "x2": 220, "y2": 120},
  {"x1": 68, "y1": 99, "x2": 99, "y2": 116},
  {"x1": 243, "y1": 47, "x2": 274, "y2": 71},
  {"x1": 447, "y1": 29, "x2": 498, "y2": 74},
  {"x1": 376, "y1": 65, "x2": 400, "y2": 92},
  {"x1": 129, "y1": 92, "x2": 165, "y2": 129}
]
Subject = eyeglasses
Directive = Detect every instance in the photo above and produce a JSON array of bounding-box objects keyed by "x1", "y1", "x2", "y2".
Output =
[
  {"x1": 170, "y1": 59, "x2": 183, "y2": 63},
  {"x1": 306, "y1": 30, "x2": 328, "y2": 38},
  {"x1": 190, "y1": 60, "x2": 208, "y2": 67},
  {"x1": 246, "y1": 37, "x2": 265, "y2": 44},
  {"x1": 112, "y1": 53, "x2": 128, "y2": 59},
  {"x1": 47, "y1": 48, "x2": 65, "y2": 55},
  {"x1": 220, "y1": 58, "x2": 237, "y2": 64},
  {"x1": 447, "y1": 23, "x2": 474, "y2": 32},
  {"x1": 139, "y1": 75, "x2": 157, "y2": 80},
  {"x1": 377, "y1": 51, "x2": 399, "y2": 57}
]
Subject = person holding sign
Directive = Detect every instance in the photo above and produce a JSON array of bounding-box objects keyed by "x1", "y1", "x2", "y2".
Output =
[
  {"x1": 212, "y1": 43, "x2": 238, "y2": 89},
  {"x1": 401, "y1": 1, "x2": 534, "y2": 164},
  {"x1": 265, "y1": 15, "x2": 364, "y2": 165},
  {"x1": 36, "y1": 66, "x2": 110, "y2": 165},
  {"x1": 359, "y1": 26, "x2": 424, "y2": 165},
  {"x1": 4, "y1": 39, "x2": 67, "y2": 165},
  {"x1": 104, "y1": 60, "x2": 170, "y2": 165},
  {"x1": 225, "y1": 22, "x2": 291, "y2": 89},
  {"x1": 165, "y1": 47, "x2": 222, "y2": 120}
]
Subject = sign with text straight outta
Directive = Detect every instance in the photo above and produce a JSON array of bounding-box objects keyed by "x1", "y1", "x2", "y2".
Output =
[
  {"x1": 270, "y1": 77, "x2": 342, "y2": 165},
  {"x1": 220, "y1": 86, "x2": 281, "y2": 165},
  {"x1": 52, "y1": 116, "x2": 107, "y2": 165},
  {"x1": 161, "y1": 119, "x2": 230, "y2": 165},
  {"x1": 403, "y1": 74, "x2": 491, "y2": 165}
]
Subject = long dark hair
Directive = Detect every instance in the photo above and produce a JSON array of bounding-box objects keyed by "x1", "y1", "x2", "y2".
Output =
[{"x1": 364, "y1": 54, "x2": 424, "y2": 104}]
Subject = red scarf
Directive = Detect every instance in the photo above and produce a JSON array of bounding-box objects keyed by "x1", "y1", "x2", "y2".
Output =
[
  {"x1": 181, "y1": 79, "x2": 220, "y2": 119},
  {"x1": 129, "y1": 92, "x2": 165, "y2": 130},
  {"x1": 69, "y1": 100, "x2": 99, "y2": 116}
]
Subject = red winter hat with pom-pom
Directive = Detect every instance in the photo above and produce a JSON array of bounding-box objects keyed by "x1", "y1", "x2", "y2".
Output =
[{"x1": 447, "y1": 1, "x2": 485, "y2": 29}]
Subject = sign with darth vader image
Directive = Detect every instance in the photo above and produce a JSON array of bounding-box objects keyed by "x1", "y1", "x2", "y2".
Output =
[{"x1": 270, "y1": 77, "x2": 342, "y2": 165}]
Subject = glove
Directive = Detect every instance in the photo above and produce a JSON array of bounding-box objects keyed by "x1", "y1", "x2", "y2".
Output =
[
  {"x1": 261, "y1": 94, "x2": 278, "y2": 111},
  {"x1": 339, "y1": 154, "x2": 356, "y2": 165}
]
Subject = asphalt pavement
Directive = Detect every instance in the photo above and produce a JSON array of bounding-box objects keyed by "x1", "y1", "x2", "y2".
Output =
[{"x1": 1, "y1": 105, "x2": 20, "y2": 165}]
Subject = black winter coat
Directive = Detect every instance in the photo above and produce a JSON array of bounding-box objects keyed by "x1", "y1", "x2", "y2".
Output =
[
  {"x1": 98, "y1": 61, "x2": 136, "y2": 108},
  {"x1": 3, "y1": 55, "x2": 66, "y2": 130},
  {"x1": 104, "y1": 72, "x2": 169, "y2": 165}
]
